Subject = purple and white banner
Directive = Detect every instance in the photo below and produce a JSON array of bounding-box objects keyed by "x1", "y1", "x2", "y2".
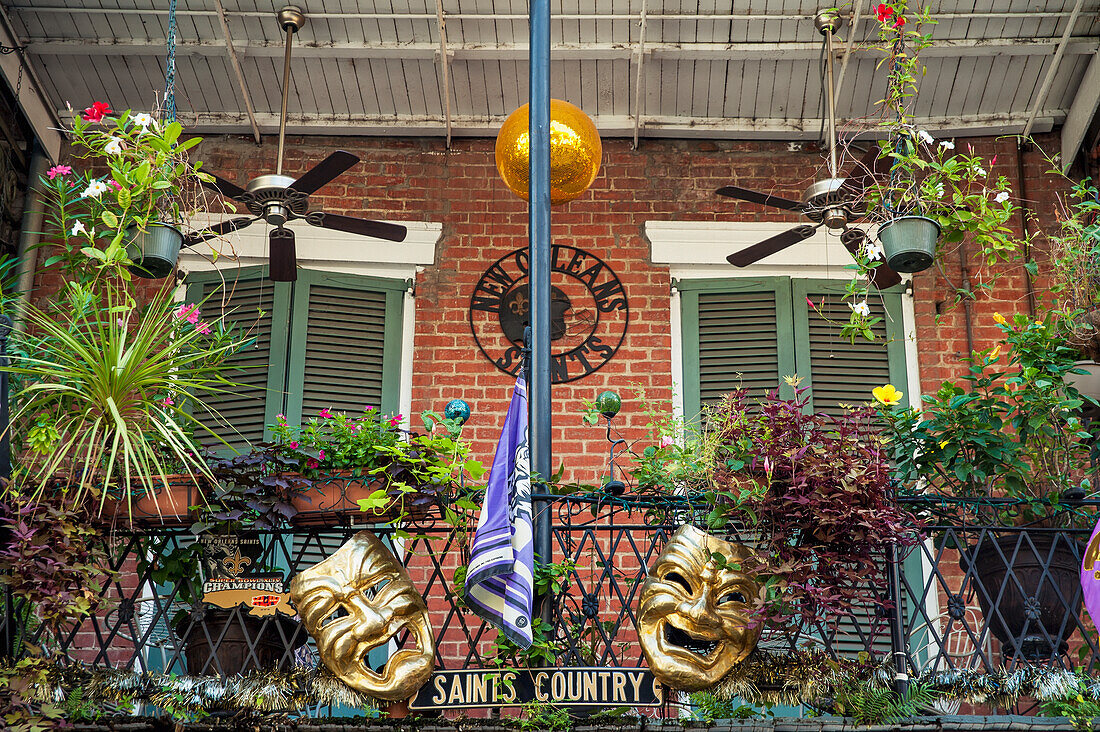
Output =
[
  {"x1": 1082, "y1": 517, "x2": 1100, "y2": 626},
  {"x1": 464, "y1": 378, "x2": 534, "y2": 648}
]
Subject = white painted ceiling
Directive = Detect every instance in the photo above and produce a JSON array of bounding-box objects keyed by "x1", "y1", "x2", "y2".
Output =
[{"x1": 3, "y1": 0, "x2": 1100, "y2": 152}]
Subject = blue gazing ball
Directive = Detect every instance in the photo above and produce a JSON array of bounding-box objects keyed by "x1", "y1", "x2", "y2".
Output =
[{"x1": 444, "y1": 399, "x2": 472, "y2": 425}]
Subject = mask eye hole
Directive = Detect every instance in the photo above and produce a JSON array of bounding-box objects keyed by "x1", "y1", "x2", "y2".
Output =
[
  {"x1": 664, "y1": 571, "x2": 693, "y2": 593},
  {"x1": 321, "y1": 605, "x2": 349, "y2": 627},
  {"x1": 718, "y1": 591, "x2": 746, "y2": 605},
  {"x1": 362, "y1": 577, "x2": 391, "y2": 600}
]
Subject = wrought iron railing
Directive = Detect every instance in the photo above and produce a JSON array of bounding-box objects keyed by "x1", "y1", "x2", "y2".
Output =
[{"x1": 3, "y1": 492, "x2": 1098, "y2": 714}]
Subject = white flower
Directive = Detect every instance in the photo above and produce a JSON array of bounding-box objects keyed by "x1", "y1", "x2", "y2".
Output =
[
  {"x1": 918, "y1": 129, "x2": 934, "y2": 144},
  {"x1": 132, "y1": 112, "x2": 154, "y2": 128},
  {"x1": 973, "y1": 165, "x2": 987, "y2": 177},
  {"x1": 932, "y1": 182, "x2": 945, "y2": 198},
  {"x1": 940, "y1": 140, "x2": 955, "y2": 150},
  {"x1": 81, "y1": 180, "x2": 108, "y2": 198},
  {"x1": 849, "y1": 300, "x2": 871, "y2": 317},
  {"x1": 70, "y1": 220, "x2": 86, "y2": 236},
  {"x1": 864, "y1": 239, "x2": 885, "y2": 261},
  {"x1": 104, "y1": 136, "x2": 124, "y2": 155},
  {"x1": 995, "y1": 191, "x2": 1010, "y2": 203}
]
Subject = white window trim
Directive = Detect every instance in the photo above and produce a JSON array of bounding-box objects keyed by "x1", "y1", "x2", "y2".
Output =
[
  {"x1": 178, "y1": 216, "x2": 442, "y2": 429},
  {"x1": 645, "y1": 220, "x2": 922, "y2": 422}
]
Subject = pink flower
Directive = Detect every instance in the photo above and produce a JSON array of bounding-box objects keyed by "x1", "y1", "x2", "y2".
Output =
[
  {"x1": 660, "y1": 436, "x2": 674, "y2": 448},
  {"x1": 81, "y1": 101, "x2": 111, "y2": 122},
  {"x1": 365, "y1": 406, "x2": 375, "y2": 412},
  {"x1": 319, "y1": 408, "x2": 332, "y2": 419},
  {"x1": 306, "y1": 459, "x2": 319, "y2": 469},
  {"x1": 107, "y1": 180, "x2": 122, "y2": 191},
  {"x1": 389, "y1": 415, "x2": 402, "y2": 427},
  {"x1": 288, "y1": 441, "x2": 299, "y2": 449},
  {"x1": 276, "y1": 413, "x2": 287, "y2": 426},
  {"x1": 318, "y1": 449, "x2": 326, "y2": 461},
  {"x1": 174, "y1": 303, "x2": 200, "y2": 324},
  {"x1": 46, "y1": 165, "x2": 72, "y2": 180},
  {"x1": 160, "y1": 395, "x2": 174, "y2": 408},
  {"x1": 196, "y1": 321, "x2": 211, "y2": 335}
]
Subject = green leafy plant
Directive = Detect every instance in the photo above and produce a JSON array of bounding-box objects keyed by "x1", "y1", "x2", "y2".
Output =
[
  {"x1": 832, "y1": 680, "x2": 938, "y2": 725},
  {"x1": 1039, "y1": 673, "x2": 1100, "y2": 730},
  {"x1": 875, "y1": 312, "x2": 1098, "y2": 524},
  {"x1": 689, "y1": 691, "x2": 773, "y2": 722},
  {"x1": 1042, "y1": 172, "x2": 1100, "y2": 359},
  {"x1": 509, "y1": 700, "x2": 572, "y2": 732}
]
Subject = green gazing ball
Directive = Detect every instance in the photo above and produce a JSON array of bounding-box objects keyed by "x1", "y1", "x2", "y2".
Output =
[
  {"x1": 595, "y1": 390, "x2": 622, "y2": 418},
  {"x1": 444, "y1": 399, "x2": 471, "y2": 425}
]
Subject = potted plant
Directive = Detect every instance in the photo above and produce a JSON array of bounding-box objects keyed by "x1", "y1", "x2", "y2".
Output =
[
  {"x1": 269, "y1": 407, "x2": 483, "y2": 525},
  {"x1": 5, "y1": 104, "x2": 248, "y2": 522},
  {"x1": 703, "y1": 383, "x2": 921, "y2": 642},
  {"x1": 874, "y1": 314, "x2": 1099, "y2": 658},
  {"x1": 1043, "y1": 175, "x2": 1100, "y2": 400},
  {"x1": 60, "y1": 102, "x2": 204, "y2": 279},
  {"x1": 838, "y1": 3, "x2": 1024, "y2": 341}
]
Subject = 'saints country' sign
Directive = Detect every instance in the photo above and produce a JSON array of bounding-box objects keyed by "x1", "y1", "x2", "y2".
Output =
[{"x1": 410, "y1": 667, "x2": 662, "y2": 710}]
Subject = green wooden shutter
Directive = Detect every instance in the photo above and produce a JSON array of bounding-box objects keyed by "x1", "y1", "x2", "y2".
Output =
[
  {"x1": 186, "y1": 269, "x2": 290, "y2": 451},
  {"x1": 679, "y1": 278, "x2": 796, "y2": 421},
  {"x1": 793, "y1": 279, "x2": 909, "y2": 414},
  {"x1": 284, "y1": 270, "x2": 406, "y2": 424}
]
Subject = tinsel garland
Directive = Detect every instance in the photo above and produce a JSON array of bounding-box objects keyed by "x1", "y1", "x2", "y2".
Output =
[
  {"x1": 15, "y1": 663, "x2": 380, "y2": 714},
  {"x1": 708, "y1": 649, "x2": 1100, "y2": 709}
]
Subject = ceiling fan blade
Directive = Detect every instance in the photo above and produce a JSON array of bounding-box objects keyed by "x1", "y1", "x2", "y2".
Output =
[
  {"x1": 307, "y1": 212, "x2": 407, "y2": 242},
  {"x1": 200, "y1": 172, "x2": 248, "y2": 200},
  {"x1": 182, "y1": 217, "x2": 256, "y2": 247},
  {"x1": 840, "y1": 228, "x2": 902, "y2": 289},
  {"x1": 727, "y1": 224, "x2": 818, "y2": 267},
  {"x1": 269, "y1": 228, "x2": 297, "y2": 282},
  {"x1": 836, "y1": 144, "x2": 891, "y2": 200},
  {"x1": 288, "y1": 150, "x2": 361, "y2": 195},
  {"x1": 716, "y1": 185, "x2": 806, "y2": 212}
]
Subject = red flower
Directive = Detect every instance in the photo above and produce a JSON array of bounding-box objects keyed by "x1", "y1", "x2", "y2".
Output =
[
  {"x1": 894, "y1": 15, "x2": 906, "y2": 28},
  {"x1": 81, "y1": 101, "x2": 111, "y2": 122},
  {"x1": 876, "y1": 3, "x2": 894, "y2": 21}
]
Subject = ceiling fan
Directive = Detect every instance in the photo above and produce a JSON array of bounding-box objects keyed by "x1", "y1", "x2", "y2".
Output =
[
  {"x1": 716, "y1": 10, "x2": 901, "y2": 289},
  {"x1": 184, "y1": 6, "x2": 407, "y2": 282}
]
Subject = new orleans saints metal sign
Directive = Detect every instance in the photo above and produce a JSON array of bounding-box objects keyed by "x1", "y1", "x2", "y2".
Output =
[{"x1": 469, "y1": 245, "x2": 629, "y2": 383}]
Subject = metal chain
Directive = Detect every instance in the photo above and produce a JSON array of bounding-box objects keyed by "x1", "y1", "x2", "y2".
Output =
[{"x1": 165, "y1": 0, "x2": 177, "y2": 121}]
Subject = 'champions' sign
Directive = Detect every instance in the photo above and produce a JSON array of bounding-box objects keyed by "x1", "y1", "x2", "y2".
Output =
[{"x1": 410, "y1": 667, "x2": 662, "y2": 710}]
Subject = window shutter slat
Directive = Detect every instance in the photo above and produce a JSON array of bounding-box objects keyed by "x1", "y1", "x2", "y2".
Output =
[
  {"x1": 300, "y1": 285, "x2": 389, "y2": 418},
  {"x1": 697, "y1": 290, "x2": 781, "y2": 407},
  {"x1": 193, "y1": 277, "x2": 276, "y2": 450},
  {"x1": 803, "y1": 293, "x2": 891, "y2": 416}
]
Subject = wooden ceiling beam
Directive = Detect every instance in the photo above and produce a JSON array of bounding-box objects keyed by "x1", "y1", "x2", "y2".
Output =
[{"x1": 24, "y1": 37, "x2": 1100, "y2": 62}]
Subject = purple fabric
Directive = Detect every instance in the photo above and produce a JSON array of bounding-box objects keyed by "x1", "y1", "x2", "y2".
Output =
[
  {"x1": 464, "y1": 378, "x2": 534, "y2": 648},
  {"x1": 1082, "y1": 518, "x2": 1100, "y2": 626}
]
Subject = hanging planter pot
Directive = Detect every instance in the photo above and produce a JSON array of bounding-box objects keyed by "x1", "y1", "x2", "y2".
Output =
[
  {"x1": 877, "y1": 215, "x2": 940, "y2": 273},
  {"x1": 125, "y1": 221, "x2": 183, "y2": 279},
  {"x1": 1067, "y1": 360, "x2": 1100, "y2": 401}
]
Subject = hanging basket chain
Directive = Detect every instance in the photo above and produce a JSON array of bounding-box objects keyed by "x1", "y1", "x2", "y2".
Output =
[{"x1": 165, "y1": 0, "x2": 177, "y2": 122}]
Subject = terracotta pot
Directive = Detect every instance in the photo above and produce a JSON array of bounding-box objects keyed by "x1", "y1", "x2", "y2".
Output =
[
  {"x1": 290, "y1": 471, "x2": 434, "y2": 527},
  {"x1": 98, "y1": 474, "x2": 205, "y2": 526}
]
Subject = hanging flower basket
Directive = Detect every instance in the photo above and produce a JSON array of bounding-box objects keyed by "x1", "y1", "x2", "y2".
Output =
[
  {"x1": 125, "y1": 221, "x2": 184, "y2": 279},
  {"x1": 877, "y1": 215, "x2": 940, "y2": 273}
]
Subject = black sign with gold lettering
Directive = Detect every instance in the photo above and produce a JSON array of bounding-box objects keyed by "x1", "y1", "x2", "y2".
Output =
[
  {"x1": 410, "y1": 667, "x2": 662, "y2": 710},
  {"x1": 469, "y1": 245, "x2": 629, "y2": 383}
]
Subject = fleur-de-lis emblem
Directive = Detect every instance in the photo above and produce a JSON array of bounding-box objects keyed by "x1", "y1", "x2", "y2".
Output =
[
  {"x1": 509, "y1": 290, "x2": 529, "y2": 316},
  {"x1": 221, "y1": 548, "x2": 251, "y2": 577}
]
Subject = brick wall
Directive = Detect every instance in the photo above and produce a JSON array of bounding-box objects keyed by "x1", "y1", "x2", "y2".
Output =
[{"x1": 189, "y1": 132, "x2": 1070, "y2": 486}]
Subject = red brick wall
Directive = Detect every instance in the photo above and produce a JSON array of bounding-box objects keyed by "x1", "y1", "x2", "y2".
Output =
[{"x1": 191, "y1": 132, "x2": 1070, "y2": 486}]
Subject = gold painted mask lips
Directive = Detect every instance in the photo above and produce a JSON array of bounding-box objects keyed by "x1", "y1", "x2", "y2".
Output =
[
  {"x1": 638, "y1": 525, "x2": 762, "y2": 692},
  {"x1": 290, "y1": 531, "x2": 436, "y2": 701}
]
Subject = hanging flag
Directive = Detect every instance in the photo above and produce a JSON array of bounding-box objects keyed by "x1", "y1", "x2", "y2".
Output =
[
  {"x1": 464, "y1": 378, "x2": 534, "y2": 648},
  {"x1": 1082, "y1": 517, "x2": 1100, "y2": 626}
]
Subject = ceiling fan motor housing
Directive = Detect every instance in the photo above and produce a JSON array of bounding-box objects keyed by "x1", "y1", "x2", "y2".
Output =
[
  {"x1": 243, "y1": 174, "x2": 308, "y2": 227},
  {"x1": 803, "y1": 178, "x2": 858, "y2": 230}
]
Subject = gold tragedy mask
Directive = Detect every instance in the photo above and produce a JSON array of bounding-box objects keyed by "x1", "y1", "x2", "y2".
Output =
[
  {"x1": 637, "y1": 525, "x2": 762, "y2": 692},
  {"x1": 290, "y1": 531, "x2": 435, "y2": 701}
]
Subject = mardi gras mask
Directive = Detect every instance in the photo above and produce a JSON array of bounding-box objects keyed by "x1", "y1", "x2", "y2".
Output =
[
  {"x1": 638, "y1": 525, "x2": 761, "y2": 691},
  {"x1": 290, "y1": 531, "x2": 435, "y2": 700}
]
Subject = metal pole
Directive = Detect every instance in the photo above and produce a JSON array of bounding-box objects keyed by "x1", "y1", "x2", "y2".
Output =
[
  {"x1": 887, "y1": 543, "x2": 910, "y2": 695},
  {"x1": 529, "y1": 0, "x2": 553, "y2": 602}
]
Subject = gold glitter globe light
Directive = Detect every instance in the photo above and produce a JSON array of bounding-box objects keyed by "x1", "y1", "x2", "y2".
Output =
[{"x1": 495, "y1": 99, "x2": 602, "y2": 205}]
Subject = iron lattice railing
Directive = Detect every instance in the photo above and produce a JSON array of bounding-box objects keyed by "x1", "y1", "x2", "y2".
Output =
[{"x1": 3, "y1": 493, "x2": 1099, "y2": 711}]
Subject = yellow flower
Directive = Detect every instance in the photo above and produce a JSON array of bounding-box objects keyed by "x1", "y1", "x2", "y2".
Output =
[
  {"x1": 989, "y1": 344, "x2": 1001, "y2": 360},
  {"x1": 939, "y1": 439, "x2": 949, "y2": 449},
  {"x1": 993, "y1": 312, "x2": 1007, "y2": 325},
  {"x1": 872, "y1": 384, "x2": 904, "y2": 406}
]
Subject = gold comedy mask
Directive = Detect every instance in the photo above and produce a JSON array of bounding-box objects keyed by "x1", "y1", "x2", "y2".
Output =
[
  {"x1": 638, "y1": 525, "x2": 762, "y2": 692},
  {"x1": 290, "y1": 531, "x2": 435, "y2": 700}
]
